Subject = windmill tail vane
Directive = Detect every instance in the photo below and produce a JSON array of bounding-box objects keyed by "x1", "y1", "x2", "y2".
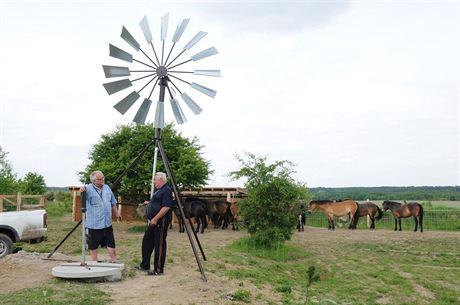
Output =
[{"x1": 102, "y1": 12, "x2": 220, "y2": 127}]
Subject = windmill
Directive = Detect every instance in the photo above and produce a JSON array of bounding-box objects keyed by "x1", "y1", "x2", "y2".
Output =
[{"x1": 101, "y1": 13, "x2": 220, "y2": 282}]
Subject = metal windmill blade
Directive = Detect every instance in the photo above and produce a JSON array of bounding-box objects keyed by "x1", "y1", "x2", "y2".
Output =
[{"x1": 102, "y1": 12, "x2": 220, "y2": 126}]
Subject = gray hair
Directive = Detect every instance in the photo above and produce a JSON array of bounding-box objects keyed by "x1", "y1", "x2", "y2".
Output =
[
  {"x1": 90, "y1": 170, "x2": 104, "y2": 182},
  {"x1": 154, "y1": 172, "x2": 167, "y2": 183}
]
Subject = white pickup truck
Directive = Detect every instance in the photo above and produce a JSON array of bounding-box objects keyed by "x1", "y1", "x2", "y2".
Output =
[{"x1": 0, "y1": 209, "x2": 48, "y2": 258}]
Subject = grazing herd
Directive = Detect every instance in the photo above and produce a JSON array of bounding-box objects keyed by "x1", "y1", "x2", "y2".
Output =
[
  {"x1": 137, "y1": 197, "x2": 424, "y2": 234},
  {"x1": 171, "y1": 199, "x2": 239, "y2": 233},
  {"x1": 306, "y1": 200, "x2": 424, "y2": 232},
  {"x1": 137, "y1": 198, "x2": 239, "y2": 234}
]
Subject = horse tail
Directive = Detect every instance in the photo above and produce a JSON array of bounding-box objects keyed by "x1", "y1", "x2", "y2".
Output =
[
  {"x1": 352, "y1": 201, "x2": 360, "y2": 228},
  {"x1": 375, "y1": 206, "x2": 383, "y2": 220},
  {"x1": 419, "y1": 203, "x2": 424, "y2": 221}
]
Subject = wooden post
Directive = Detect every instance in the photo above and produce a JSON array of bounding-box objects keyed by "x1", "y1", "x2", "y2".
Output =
[
  {"x1": 39, "y1": 195, "x2": 45, "y2": 208},
  {"x1": 0, "y1": 196, "x2": 3, "y2": 212},
  {"x1": 17, "y1": 192, "x2": 22, "y2": 211}
]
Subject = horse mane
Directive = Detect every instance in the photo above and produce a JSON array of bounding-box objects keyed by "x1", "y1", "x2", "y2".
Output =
[
  {"x1": 310, "y1": 200, "x2": 334, "y2": 205},
  {"x1": 335, "y1": 199, "x2": 351, "y2": 202},
  {"x1": 383, "y1": 200, "x2": 402, "y2": 206}
]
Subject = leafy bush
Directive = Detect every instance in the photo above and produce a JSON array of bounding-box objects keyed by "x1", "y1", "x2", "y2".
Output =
[
  {"x1": 229, "y1": 153, "x2": 309, "y2": 248},
  {"x1": 45, "y1": 200, "x2": 73, "y2": 217},
  {"x1": 44, "y1": 192, "x2": 73, "y2": 216}
]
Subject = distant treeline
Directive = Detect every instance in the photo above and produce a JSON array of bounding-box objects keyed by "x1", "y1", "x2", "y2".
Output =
[
  {"x1": 48, "y1": 185, "x2": 459, "y2": 201},
  {"x1": 310, "y1": 186, "x2": 460, "y2": 201}
]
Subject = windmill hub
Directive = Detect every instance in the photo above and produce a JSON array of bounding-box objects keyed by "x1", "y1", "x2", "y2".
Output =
[
  {"x1": 156, "y1": 66, "x2": 168, "y2": 78},
  {"x1": 102, "y1": 13, "x2": 220, "y2": 125}
]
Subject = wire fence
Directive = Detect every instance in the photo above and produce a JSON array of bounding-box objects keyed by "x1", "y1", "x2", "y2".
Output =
[{"x1": 305, "y1": 210, "x2": 460, "y2": 231}]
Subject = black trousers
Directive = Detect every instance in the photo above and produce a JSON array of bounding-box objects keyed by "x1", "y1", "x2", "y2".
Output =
[{"x1": 140, "y1": 219, "x2": 169, "y2": 272}]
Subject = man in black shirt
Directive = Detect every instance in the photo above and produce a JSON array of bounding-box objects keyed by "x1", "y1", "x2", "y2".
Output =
[{"x1": 137, "y1": 172, "x2": 173, "y2": 275}]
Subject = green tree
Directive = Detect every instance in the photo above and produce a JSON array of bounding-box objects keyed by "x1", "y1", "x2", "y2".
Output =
[
  {"x1": 0, "y1": 147, "x2": 18, "y2": 194},
  {"x1": 80, "y1": 123, "x2": 212, "y2": 202},
  {"x1": 18, "y1": 172, "x2": 47, "y2": 194},
  {"x1": 229, "y1": 152, "x2": 309, "y2": 248}
]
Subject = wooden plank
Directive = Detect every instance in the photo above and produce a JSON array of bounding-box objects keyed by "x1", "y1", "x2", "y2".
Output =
[
  {"x1": 20, "y1": 195, "x2": 44, "y2": 199},
  {"x1": 0, "y1": 195, "x2": 17, "y2": 205},
  {"x1": 21, "y1": 204, "x2": 45, "y2": 209}
]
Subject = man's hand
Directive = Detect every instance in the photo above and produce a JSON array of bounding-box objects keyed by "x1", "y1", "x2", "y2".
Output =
[
  {"x1": 149, "y1": 218, "x2": 157, "y2": 226},
  {"x1": 79, "y1": 186, "x2": 86, "y2": 192},
  {"x1": 139, "y1": 201, "x2": 149, "y2": 207}
]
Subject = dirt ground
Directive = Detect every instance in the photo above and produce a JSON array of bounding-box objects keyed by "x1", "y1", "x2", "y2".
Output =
[{"x1": 1, "y1": 227, "x2": 459, "y2": 304}]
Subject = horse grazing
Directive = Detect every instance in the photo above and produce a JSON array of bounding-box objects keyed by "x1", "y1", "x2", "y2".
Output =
[
  {"x1": 382, "y1": 200, "x2": 424, "y2": 232},
  {"x1": 354, "y1": 202, "x2": 383, "y2": 229},
  {"x1": 308, "y1": 200, "x2": 359, "y2": 230}
]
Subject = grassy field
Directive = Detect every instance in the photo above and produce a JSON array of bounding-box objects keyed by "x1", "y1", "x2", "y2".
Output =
[
  {"x1": 213, "y1": 230, "x2": 460, "y2": 305},
  {"x1": 2, "y1": 211, "x2": 460, "y2": 305}
]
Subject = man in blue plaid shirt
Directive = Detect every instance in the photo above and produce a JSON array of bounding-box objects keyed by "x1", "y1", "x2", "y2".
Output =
[{"x1": 81, "y1": 170, "x2": 121, "y2": 262}]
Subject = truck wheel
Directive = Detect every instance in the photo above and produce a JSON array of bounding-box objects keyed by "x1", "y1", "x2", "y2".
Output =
[{"x1": 0, "y1": 233, "x2": 14, "y2": 259}]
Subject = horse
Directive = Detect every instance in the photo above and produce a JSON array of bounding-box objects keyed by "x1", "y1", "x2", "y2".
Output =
[
  {"x1": 308, "y1": 200, "x2": 359, "y2": 230},
  {"x1": 175, "y1": 200, "x2": 208, "y2": 233},
  {"x1": 353, "y1": 202, "x2": 383, "y2": 229},
  {"x1": 382, "y1": 200, "x2": 424, "y2": 232},
  {"x1": 228, "y1": 202, "x2": 239, "y2": 231},
  {"x1": 297, "y1": 205, "x2": 307, "y2": 232},
  {"x1": 297, "y1": 214, "x2": 304, "y2": 232},
  {"x1": 207, "y1": 199, "x2": 231, "y2": 229}
]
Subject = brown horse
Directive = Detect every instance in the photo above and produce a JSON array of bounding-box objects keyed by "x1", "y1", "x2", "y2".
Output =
[
  {"x1": 308, "y1": 200, "x2": 359, "y2": 230},
  {"x1": 228, "y1": 202, "x2": 239, "y2": 231},
  {"x1": 353, "y1": 202, "x2": 383, "y2": 229},
  {"x1": 382, "y1": 200, "x2": 424, "y2": 232}
]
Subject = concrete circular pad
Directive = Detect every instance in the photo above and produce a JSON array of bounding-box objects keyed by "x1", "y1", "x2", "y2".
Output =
[{"x1": 52, "y1": 261, "x2": 124, "y2": 281}]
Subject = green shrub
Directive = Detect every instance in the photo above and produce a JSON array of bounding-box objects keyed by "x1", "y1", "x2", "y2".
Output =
[
  {"x1": 229, "y1": 153, "x2": 309, "y2": 248},
  {"x1": 45, "y1": 200, "x2": 72, "y2": 217}
]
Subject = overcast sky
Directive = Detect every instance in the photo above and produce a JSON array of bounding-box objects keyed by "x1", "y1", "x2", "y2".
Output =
[{"x1": 0, "y1": 0, "x2": 458, "y2": 188}]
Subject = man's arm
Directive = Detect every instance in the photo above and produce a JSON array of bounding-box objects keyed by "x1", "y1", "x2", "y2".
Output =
[
  {"x1": 109, "y1": 188, "x2": 121, "y2": 221},
  {"x1": 112, "y1": 204, "x2": 122, "y2": 221},
  {"x1": 150, "y1": 207, "x2": 170, "y2": 226}
]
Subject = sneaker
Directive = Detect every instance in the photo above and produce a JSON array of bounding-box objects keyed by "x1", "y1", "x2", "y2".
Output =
[{"x1": 147, "y1": 270, "x2": 163, "y2": 276}]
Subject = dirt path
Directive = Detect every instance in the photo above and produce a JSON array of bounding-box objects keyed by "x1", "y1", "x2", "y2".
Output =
[
  {"x1": 102, "y1": 229, "x2": 251, "y2": 305},
  {"x1": 1, "y1": 226, "x2": 459, "y2": 304},
  {"x1": 0, "y1": 252, "x2": 74, "y2": 294}
]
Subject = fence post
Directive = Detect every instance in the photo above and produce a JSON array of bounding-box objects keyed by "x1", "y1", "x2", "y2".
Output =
[
  {"x1": 39, "y1": 195, "x2": 45, "y2": 208},
  {"x1": 0, "y1": 197, "x2": 3, "y2": 212},
  {"x1": 17, "y1": 192, "x2": 22, "y2": 211}
]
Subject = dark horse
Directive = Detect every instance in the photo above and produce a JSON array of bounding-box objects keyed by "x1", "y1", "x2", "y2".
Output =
[
  {"x1": 353, "y1": 202, "x2": 383, "y2": 229},
  {"x1": 207, "y1": 199, "x2": 231, "y2": 229},
  {"x1": 174, "y1": 200, "x2": 208, "y2": 233},
  {"x1": 382, "y1": 200, "x2": 424, "y2": 232},
  {"x1": 297, "y1": 204, "x2": 307, "y2": 232},
  {"x1": 308, "y1": 200, "x2": 359, "y2": 230}
]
